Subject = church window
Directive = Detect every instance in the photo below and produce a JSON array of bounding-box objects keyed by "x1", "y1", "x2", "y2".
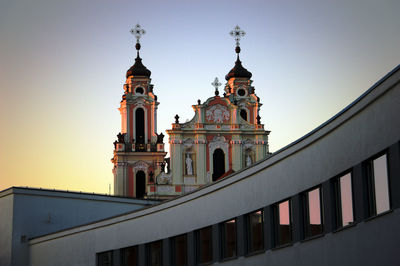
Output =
[
  {"x1": 303, "y1": 187, "x2": 323, "y2": 238},
  {"x1": 221, "y1": 219, "x2": 237, "y2": 260},
  {"x1": 246, "y1": 210, "x2": 264, "y2": 254},
  {"x1": 366, "y1": 153, "x2": 390, "y2": 216},
  {"x1": 212, "y1": 148, "x2": 225, "y2": 181},
  {"x1": 121, "y1": 246, "x2": 138, "y2": 266},
  {"x1": 240, "y1": 109, "x2": 247, "y2": 121},
  {"x1": 196, "y1": 226, "x2": 213, "y2": 264},
  {"x1": 171, "y1": 234, "x2": 187, "y2": 266},
  {"x1": 147, "y1": 241, "x2": 162, "y2": 266},
  {"x1": 274, "y1": 199, "x2": 292, "y2": 246},
  {"x1": 97, "y1": 251, "x2": 113, "y2": 266},
  {"x1": 136, "y1": 171, "x2": 146, "y2": 199},
  {"x1": 135, "y1": 108, "x2": 145, "y2": 144},
  {"x1": 334, "y1": 173, "x2": 354, "y2": 228},
  {"x1": 135, "y1": 87, "x2": 144, "y2": 94},
  {"x1": 237, "y1": 89, "x2": 246, "y2": 96}
]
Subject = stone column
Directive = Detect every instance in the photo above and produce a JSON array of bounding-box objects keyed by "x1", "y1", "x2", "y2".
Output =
[{"x1": 196, "y1": 135, "x2": 207, "y2": 184}]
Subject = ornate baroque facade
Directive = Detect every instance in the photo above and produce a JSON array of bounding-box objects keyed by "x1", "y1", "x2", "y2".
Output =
[{"x1": 113, "y1": 25, "x2": 270, "y2": 198}]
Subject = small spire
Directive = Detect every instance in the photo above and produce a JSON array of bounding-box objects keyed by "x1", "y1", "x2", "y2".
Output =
[
  {"x1": 130, "y1": 24, "x2": 146, "y2": 57},
  {"x1": 126, "y1": 24, "x2": 151, "y2": 78},
  {"x1": 211, "y1": 77, "x2": 222, "y2": 96},
  {"x1": 230, "y1": 25, "x2": 246, "y2": 59}
]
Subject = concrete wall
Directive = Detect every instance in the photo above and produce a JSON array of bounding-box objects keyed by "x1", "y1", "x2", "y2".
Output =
[
  {"x1": 29, "y1": 65, "x2": 400, "y2": 266},
  {"x1": 0, "y1": 194, "x2": 13, "y2": 266},
  {"x1": 0, "y1": 188, "x2": 158, "y2": 266}
]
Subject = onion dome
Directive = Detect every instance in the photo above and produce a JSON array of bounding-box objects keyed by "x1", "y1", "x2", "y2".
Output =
[
  {"x1": 126, "y1": 43, "x2": 151, "y2": 78},
  {"x1": 225, "y1": 55, "x2": 252, "y2": 81}
]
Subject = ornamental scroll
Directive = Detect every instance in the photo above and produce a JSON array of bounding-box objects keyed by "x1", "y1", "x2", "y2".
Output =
[{"x1": 206, "y1": 104, "x2": 230, "y2": 124}]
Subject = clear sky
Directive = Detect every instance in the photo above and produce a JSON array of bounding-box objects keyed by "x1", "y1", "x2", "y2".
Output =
[{"x1": 0, "y1": 0, "x2": 399, "y2": 194}]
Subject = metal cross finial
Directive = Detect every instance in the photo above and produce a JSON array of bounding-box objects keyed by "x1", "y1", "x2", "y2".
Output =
[
  {"x1": 230, "y1": 25, "x2": 246, "y2": 47},
  {"x1": 130, "y1": 24, "x2": 146, "y2": 44},
  {"x1": 211, "y1": 77, "x2": 222, "y2": 90},
  {"x1": 212, "y1": 77, "x2": 222, "y2": 96}
]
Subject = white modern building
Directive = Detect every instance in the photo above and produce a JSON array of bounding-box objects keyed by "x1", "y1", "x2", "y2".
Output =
[{"x1": 26, "y1": 63, "x2": 400, "y2": 265}]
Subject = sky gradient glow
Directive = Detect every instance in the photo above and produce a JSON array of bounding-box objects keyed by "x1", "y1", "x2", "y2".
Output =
[{"x1": 1, "y1": 0, "x2": 399, "y2": 194}]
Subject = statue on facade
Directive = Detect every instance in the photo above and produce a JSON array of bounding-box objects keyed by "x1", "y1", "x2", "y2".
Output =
[
  {"x1": 246, "y1": 154, "x2": 252, "y2": 167},
  {"x1": 185, "y1": 153, "x2": 193, "y2": 176},
  {"x1": 117, "y1": 133, "x2": 126, "y2": 143},
  {"x1": 156, "y1": 133, "x2": 164, "y2": 144}
]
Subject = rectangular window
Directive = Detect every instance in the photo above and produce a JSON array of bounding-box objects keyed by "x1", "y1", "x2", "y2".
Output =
[
  {"x1": 171, "y1": 234, "x2": 187, "y2": 266},
  {"x1": 246, "y1": 210, "x2": 264, "y2": 253},
  {"x1": 335, "y1": 173, "x2": 354, "y2": 228},
  {"x1": 221, "y1": 219, "x2": 237, "y2": 260},
  {"x1": 367, "y1": 154, "x2": 391, "y2": 216},
  {"x1": 274, "y1": 200, "x2": 292, "y2": 246},
  {"x1": 97, "y1": 251, "x2": 113, "y2": 266},
  {"x1": 147, "y1": 241, "x2": 162, "y2": 266},
  {"x1": 196, "y1": 226, "x2": 213, "y2": 264},
  {"x1": 121, "y1": 246, "x2": 138, "y2": 266},
  {"x1": 304, "y1": 187, "x2": 323, "y2": 238}
]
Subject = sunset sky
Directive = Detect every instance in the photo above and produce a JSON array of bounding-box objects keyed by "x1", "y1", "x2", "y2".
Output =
[{"x1": 1, "y1": 0, "x2": 399, "y2": 194}]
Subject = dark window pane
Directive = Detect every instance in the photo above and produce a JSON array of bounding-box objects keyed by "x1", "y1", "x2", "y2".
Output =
[
  {"x1": 98, "y1": 251, "x2": 113, "y2": 266},
  {"x1": 147, "y1": 241, "x2": 162, "y2": 266},
  {"x1": 122, "y1": 246, "x2": 138, "y2": 266},
  {"x1": 197, "y1": 227, "x2": 212, "y2": 264},
  {"x1": 305, "y1": 188, "x2": 323, "y2": 237},
  {"x1": 247, "y1": 210, "x2": 263, "y2": 253},
  {"x1": 277, "y1": 200, "x2": 292, "y2": 245},
  {"x1": 172, "y1": 234, "x2": 187, "y2": 266},
  {"x1": 339, "y1": 173, "x2": 354, "y2": 227},
  {"x1": 221, "y1": 219, "x2": 237, "y2": 259},
  {"x1": 373, "y1": 154, "x2": 390, "y2": 214}
]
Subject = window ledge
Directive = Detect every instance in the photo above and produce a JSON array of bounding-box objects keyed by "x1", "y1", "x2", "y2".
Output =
[
  {"x1": 364, "y1": 209, "x2": 393, "y2": 222},
  {"x1": 333, "y1": 222, "x2": 357, "y2": 233},
  {"x1": 244, "y1": 249, "x2": 265, "y2": 257},
  {"x1": 220, "y1": 256, "x2": 238, "y2": 263},
  {"x1": 272, "y1": 242, "x2": 293, "y2": 250},
  {"x1": 300, "y1": 233, "x2": 325, "y2": 243}
]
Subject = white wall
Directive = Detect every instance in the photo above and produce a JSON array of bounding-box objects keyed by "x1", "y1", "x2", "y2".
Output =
[
  {"x1": 0, "y1": 194, "x2": 13, "y2": 266},
  {"x1": 29, "y1": 66, "x2": 400, "y2": 265}
]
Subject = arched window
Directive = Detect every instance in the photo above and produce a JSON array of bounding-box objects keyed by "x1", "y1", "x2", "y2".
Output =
[
  {"x1": 240, "y1": 109, "x2": 247, "y2": 121},
  {"x1": 135, "y1": 108, "x2": 145, "y2": 144},
  {"x1": 136, "y1": 171, "x2": 146, "y2": 198},
  {"x1": 212, "y1": 148, "x2": 225, "y2": 181}
]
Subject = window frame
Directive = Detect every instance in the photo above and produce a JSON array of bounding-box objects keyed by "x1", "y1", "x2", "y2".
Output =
[
  {"x1": 333, "y1": 171, "x2": 355, "y2": 229},
  {"x1": 170, "y1": 234, "x2": 188, "y2": 266},
  {"x1": 121, "y1": 245, "x2": 138, "y2": 266},
  {"x1": 273, "y1": 198, "x2": 293, "y2": 247},
  {"x1": 220, "y1": 218, "x2": 238, "y2": 261},
  {"x1": 146, "y1": 240, "x2": 163, "y2": 266},
  {"x1": 245, "y1": 209, "x2": 264, "y2": 255},
  {"x1": 97, "y1": 250, "x2": 113, "y2": 266},
  {"x1": 195, "y1": 226, "x2": 213, "y2": 265},
  {"x1": 365, "y1": 152, "x2": 391, "y2": 217},
  {"x1": 302, "y1": 186, "x2": 324, "y2": 239}
]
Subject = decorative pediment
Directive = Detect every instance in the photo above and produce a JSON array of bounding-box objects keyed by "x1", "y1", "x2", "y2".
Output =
[
  {"x1": 132, "y1": 161, "x2": 149, "y2": 172},
  {"x1": 206, "y1": 104, "x2": 230, "y2": 124}
]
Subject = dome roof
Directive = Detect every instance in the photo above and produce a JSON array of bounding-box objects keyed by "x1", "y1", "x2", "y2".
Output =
[
  {"x1": 126, "y1": 54, "x2": 151, "y2": 78},
  {"x1": 225, "y1": 57, "x2": 252, "y2": 81}
]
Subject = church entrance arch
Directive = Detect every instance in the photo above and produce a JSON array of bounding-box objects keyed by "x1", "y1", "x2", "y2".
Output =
[
  {"x1": 212, "y1": 148, "x2": 225, "y2": 181},
  {"x1": 135, "y1": 108, "x2": 145, "y2": 144},
  {"x1": 136, "y1": 170, "x2": 146, "y2": 198}
]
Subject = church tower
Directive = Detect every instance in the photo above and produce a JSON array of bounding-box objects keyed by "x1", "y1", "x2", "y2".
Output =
[
  {"x1": 112, "y1": 25, "x2": 167, "y2": 198},
  {"x1": 163, "y1": 25, "x2": 270, "y2": 196}
]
